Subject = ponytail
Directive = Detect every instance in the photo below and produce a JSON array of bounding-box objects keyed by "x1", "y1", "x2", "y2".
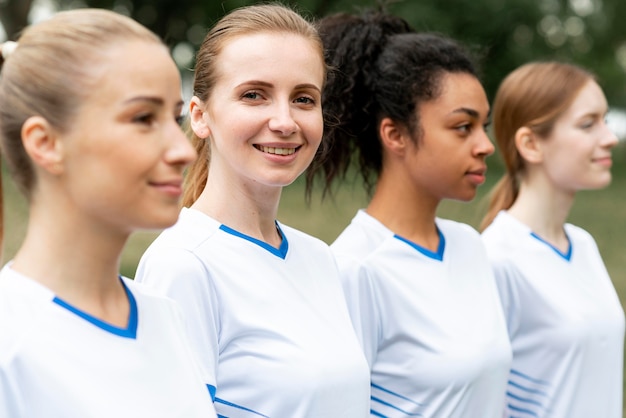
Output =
[
  {"x1": 305, "y1": 10, "x2": 413, "y2": 199},
  {"x1": 479, "y1": 173, "x2": 518, "y2": 231},
  {"x1": 182, "y1": 121, "x2": 209, "y2": 207}
]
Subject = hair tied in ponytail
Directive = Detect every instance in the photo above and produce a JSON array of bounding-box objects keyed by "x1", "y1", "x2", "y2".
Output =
[{"x1": 1, "y1": 41, "x2": 18, "y2": 60}]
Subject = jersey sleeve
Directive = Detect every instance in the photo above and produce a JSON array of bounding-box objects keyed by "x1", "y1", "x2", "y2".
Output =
[
  {"x1": 0, "y1": 368, "x2": 21, "y2": 417},
  {"x1": 490, "y1": 259, "x2": 522, "y2": 339},
  {"x1": 338, "y1": 258, "x2": 381, "y2": 369},
  {"x1": 136, "y1": 247, "x2": 219, "y2": 395}
]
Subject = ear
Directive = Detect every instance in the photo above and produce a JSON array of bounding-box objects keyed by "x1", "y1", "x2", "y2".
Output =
[
  {"x1": 514, "y1": 126, "x2": 542, "y2": 164},
  {"x1": 21, "y1": 116, "x2": 64, "y2": 175},
  {"x1": 379, "y1": 117, "x2": 410, "y2": 158},
  {"x1": 189, "y1": 96, "x2": 211, "y2": 139}
]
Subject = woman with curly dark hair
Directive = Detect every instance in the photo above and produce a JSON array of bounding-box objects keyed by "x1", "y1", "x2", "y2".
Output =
[{"x1": 307, "y1": 10, "x2": 511, "y2": 417}]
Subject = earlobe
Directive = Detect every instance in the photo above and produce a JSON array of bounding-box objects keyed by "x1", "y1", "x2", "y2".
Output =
[
  {"x1": 379, "y1": 117, "x2": 409, "y2": 157},
  {"x1": 21, "y1": 116, "x2": 64, "y2": 175},
  {"x1": 514, "y1": 126, "x2": 542, "y2": 164},
  {"x1": 189, "y1": 96, "x2": 211, "y2": 139}
]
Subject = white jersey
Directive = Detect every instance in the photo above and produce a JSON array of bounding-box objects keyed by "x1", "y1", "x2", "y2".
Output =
[
  {"x1": 0, "y1": 265, "x2": 217, "y2": 418},
  {"x1": 481, "y1": 211, "x2": 625, "y2": 418},
  {"x1": 332, "y1": 210, "x2": 512, "y2": 418},
  {"x1": 135, "y1": 207, "x2": 370, "y2": 418}
]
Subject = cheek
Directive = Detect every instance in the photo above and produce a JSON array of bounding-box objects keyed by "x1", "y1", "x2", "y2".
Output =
[{"x1": 302, "y1": 112, "x2": 324, "y2": 145}]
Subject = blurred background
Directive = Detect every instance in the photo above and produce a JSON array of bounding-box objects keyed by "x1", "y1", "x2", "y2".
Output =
[{"x1": 2, "y1": 0, "x2": 626, "y2": 407}]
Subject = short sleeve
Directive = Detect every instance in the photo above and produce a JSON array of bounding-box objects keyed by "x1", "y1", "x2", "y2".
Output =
[
  {"x1": 0, "y1": 367, "x2": 22, "y2": 417},
  {"x1": 135, "y1": 247, "x2": 219, "y2": 392},
  {"x1": 338, "y1": 258, "x2": 381, "y2": 369},
  {"x1": 490, "y1": 259, "x2": 522, "y2": 339}
]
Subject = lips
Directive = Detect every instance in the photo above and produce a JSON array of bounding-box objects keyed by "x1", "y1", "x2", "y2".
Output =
[
  {"x1": 149, "y1": 179, "x2": 184, "y2": 197},
  {"x1": 465, "y1": 167, "x2": 487, "y2": 185}
]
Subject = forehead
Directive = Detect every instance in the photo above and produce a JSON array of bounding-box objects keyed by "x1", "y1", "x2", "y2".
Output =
[
  {"x1": 87, "y1": 40, "x2": 180, "y2": 105},
  {"x1": 560, "y1": 80, "x2": 607, "y2": 120},
  {"x1": 420, "y1": 72, "x2": 489, "y2": 118},
  {"x1": 214, "y1": 31, "x2": 325, "y2": 87}
]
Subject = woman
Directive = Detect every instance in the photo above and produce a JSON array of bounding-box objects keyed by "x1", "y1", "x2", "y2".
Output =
[
  {"x1": 307, "y1": 10, "x2": 511, "y2": 418},
  {"x1": 135, "y1": 4, "x2": 370, "y2": 417},
  {"x1": 0, "y1": 9, "x2": 217, "y2": 418},
  {"x1": 481, "y1": 61, "x2": 624, "y2": 418}
]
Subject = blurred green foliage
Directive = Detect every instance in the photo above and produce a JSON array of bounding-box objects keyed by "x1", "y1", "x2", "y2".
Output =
[{"x1": 4, "y1": 0, "x2": 622, "y2": 106}]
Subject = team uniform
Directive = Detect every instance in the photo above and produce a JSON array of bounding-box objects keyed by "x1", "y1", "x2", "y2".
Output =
[
  {"x1": 0, "y1": 265, "x2": 217, "y2": 418},
  {"x1": 481, "y1": 211, "x2": 625, "y2": 418},
  {"x1": 135, "y1": 207, "x2": 370, "y2": 418},
  {"x1": 332, "y1": 210, "x2": 512, "y2": 418}
]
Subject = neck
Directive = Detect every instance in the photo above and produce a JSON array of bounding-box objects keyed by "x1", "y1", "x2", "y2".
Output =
[
  {"x1": 367, "y1": 167, "x2": 440, "y2": 251},
  {"x1": 191, "y1": 168, "x2": 283, "y2": 247},
  {"x1": 507, "y1": 173, "x2": 574, "y2": 247},
  {"x1": 12, "y1": 196, "x2": 128, "y2": 304}
]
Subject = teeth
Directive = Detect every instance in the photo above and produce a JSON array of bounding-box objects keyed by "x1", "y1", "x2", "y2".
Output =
[{"x1": 258, "y1": 145, "x2": 296, "y2": 155}]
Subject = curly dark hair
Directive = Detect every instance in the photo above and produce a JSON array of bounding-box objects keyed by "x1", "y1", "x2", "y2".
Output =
[{"x1": 306, "y1": 10, "x2": 478, "y2": 199}]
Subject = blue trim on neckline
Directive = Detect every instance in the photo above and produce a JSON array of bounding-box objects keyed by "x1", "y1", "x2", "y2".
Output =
[
  {"x1": 207, "y1": 384, "x2": 216, "y2": 402},
  {"x1": 394, "y1": 228, "x2": 445, "y2": 261},
  {"x1": 530, "y1": 231, "x2": 572, "y2": 261},
  {"x1": 52, "y1": 278, "x2": 138, "y2": 339},
  {"x1": 219, "y1": 222, "x2": 288, "y2": 259}
]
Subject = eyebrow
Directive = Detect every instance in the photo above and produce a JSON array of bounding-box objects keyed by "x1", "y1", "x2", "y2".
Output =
[
  {"x1": 123, "y1": 96, "x2": 185, "y2": 109},
  {"x1": 237, "y1": 80, "x2": 321, "y2": 93},
  {"x1": 451, "y1": 107, "x2": 491, "y2": 120},
  {"x1": 451, "y1": 107, "x2": 480, "y2": 118}
]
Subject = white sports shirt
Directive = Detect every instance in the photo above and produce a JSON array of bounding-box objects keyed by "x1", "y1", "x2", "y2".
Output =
[
  {"x1": 332, "y1": 210, "x2": 512, "y2": 418},
  {"x1": 0, "y1": 265, "x2": 217, "y2": 418},
  {"x1": 482, "y1": 211, "x2": 625, "y2": 418},
  {"x1": 135, "y1": 207, "x2": 370, "y2": 418}
]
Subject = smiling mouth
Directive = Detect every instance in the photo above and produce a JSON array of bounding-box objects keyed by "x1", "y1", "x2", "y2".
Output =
[{"x1": 254, "y1": 145, "x2": 299, "y2": 155}]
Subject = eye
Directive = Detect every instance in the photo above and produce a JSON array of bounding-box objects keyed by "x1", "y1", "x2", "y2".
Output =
[
  {"x1": 175, "y1": 114, "x2": 186, "y2": 126},
  {"x1": 133, "y1": 112, "x2": 156, "y2": 126},
  {"x1": 483, "y1": 120, "x2": 492, "y2": 132},
  {"x1": 455, "y1": 124, "x2": 471, "y2": 134},
  {"x1": 294, "y1": 96, "x2": 316, "y2": 106},
  {"x1": 242, "y1": 91, "x2": 263, "y2": 101},
  {"x1": 579, "y1": 119, "x2": 595, "y2": 130}
]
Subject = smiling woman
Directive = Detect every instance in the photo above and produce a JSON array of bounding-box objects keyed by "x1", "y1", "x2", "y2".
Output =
[
  {"x1": 480, "y1": 61, "x2": 624, "y2": 418},
  {"x1": 134, "y1": 4, "x2": 370, "y2": 418},
  {"x1": 0, "y1": 9, "x2": 216, "y2": 418}
]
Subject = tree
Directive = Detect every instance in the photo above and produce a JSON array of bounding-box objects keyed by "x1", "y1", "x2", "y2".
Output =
[{"x1": 2, "y1": 0, "x2": 625, "y2": 107}]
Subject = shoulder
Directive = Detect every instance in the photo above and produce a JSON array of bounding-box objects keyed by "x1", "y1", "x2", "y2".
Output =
[
  {"x1": 436, "y1": 217, "x2": 481, "y2": 240},
  {"x1": 564, "y1": 222, "x2": 596, "y2": 244},
  {"x1": 0, "y1": 267, "x2": 54, "y2": 366},
  {"x1": 332, "y1": 210, "x2": 393, "y2": 264},
  {"x1": 146, "y1": 208, "x2": 221, "y2": 254},
  {"x1": 481, "y1": 211, "x2": 525, "y2": 255}
]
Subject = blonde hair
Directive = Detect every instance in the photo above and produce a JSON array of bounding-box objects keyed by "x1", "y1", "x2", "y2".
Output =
[
  {"x1": 0, "y1": 8, "x2": 162, "y2": 253},
  {"x1": 480, "y1": 62, "x2": 593, "y2": 231},
  {"x1": 183, "y1": 3, "x2": 324, "y2": 207}
]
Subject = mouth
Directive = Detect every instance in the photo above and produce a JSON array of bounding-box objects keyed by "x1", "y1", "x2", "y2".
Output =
[
  {"x1": 465, "y1": 167, "x2": 487, "y2": 185},
  {"x1": 149, "y1": 180, "x2": 184, "y2": 197},
  {"x1": 592, "y1": 156, "x2": 612, "y2": 167},
  {"x1": 254, "y1": 144, "x2": 300, "y2": 155}
]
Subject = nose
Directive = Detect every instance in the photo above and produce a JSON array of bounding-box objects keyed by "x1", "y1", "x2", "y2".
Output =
[
  {"x1": 165, "y1": 119, "x2": 197, "y2": 167},
  {"x1": 601, "y1": 121, "x2": 619, "y2": 149},
  {"x1": 474, "y1": 130, "x2": 495, "y2": 157},
  {"x1": 268, "y1": 102, "x2": 298, "y2": 136}
]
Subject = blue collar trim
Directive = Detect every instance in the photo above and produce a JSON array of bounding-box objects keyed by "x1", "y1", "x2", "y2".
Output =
[
  {"x1": 53, "y1": 278, "x2": 138, "y2": 339},
  {"x1": 219, "y1": 222, "x2": 289, "y2": 259},
  {"x1": 394, "y1": 228, "x2": 445, "y2": 261},
  {"x1": 530, "y1": 231, "x2": 572, "y2": 261}
]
